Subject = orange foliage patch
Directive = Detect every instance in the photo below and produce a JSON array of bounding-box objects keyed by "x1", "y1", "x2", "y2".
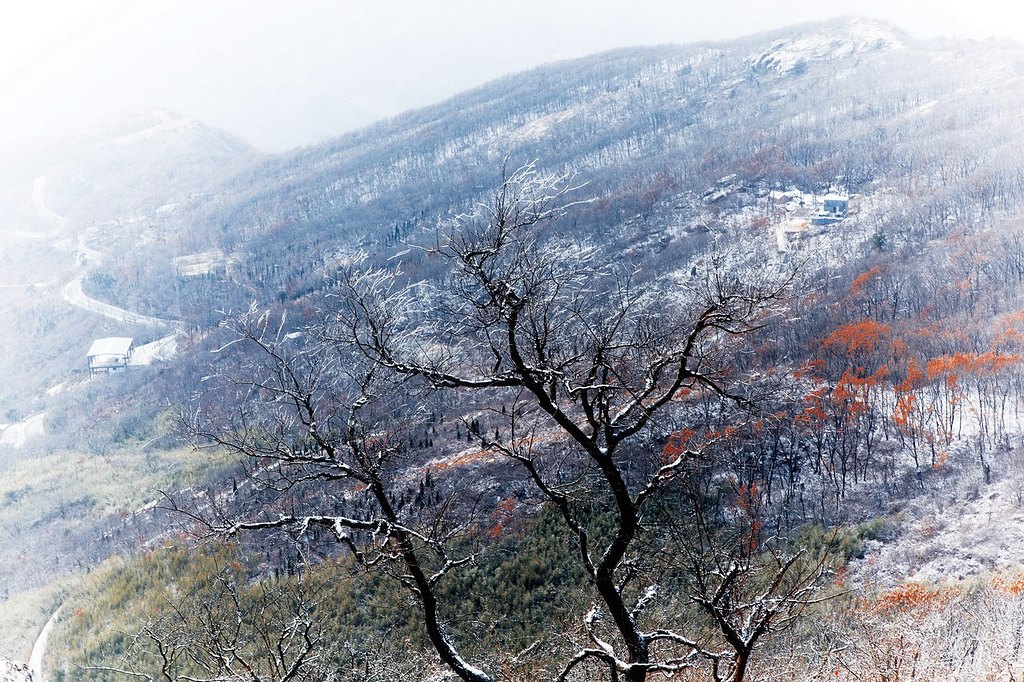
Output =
[
  {"x1": 489, "y1": 497, "x2": 517, "y2": 539},
  {"x1": 429, "y1": 448, "x2": 498, "y2": 473},
  {"x1": 736, "y1": 482, "x2": 764, "y2": 553},
  {"x1": 850, "y1": 265, "x2": 885, "y2": 296},
  {"x1": 994, "y1": 309, "x2": 1024, "y2": 347},
  {"x1": 821, "y1": 319, "x2": 891, "y2": 356},
  {"x1": 833, "y1": 566, "x2": 847, "y2": 590},
  {"x1": 794, "y1": 359, "x2": 825, "y2": 380},
  {"x1": 662, "y1": 428, "x2": 697, "y2": 462},
  {"x1": 926, "y1": 351, "x2": 1021, "y2": 381},
  {"x1": 896, "y1": 358, "x2": 925, "y2": 393},
  {"x1": 706, "y1": 425, "x2": 741, "y2": 441},
  {"x1": 874, "y1": 583, "x2": 957, "y2": 614},
  {"x1": 673, "y1": 387, "x2": 693, "y2": 400},
  {"x1": 797, "y1": 387, "x2": 829, "y2": 425},
  {"x1": 892, "y1": 393, "x2": 916, "y2": 432},
  {"x1": 891, "y1": 337, "x2": 908, "y2": 359},
  {"x1": 992, "y1": 574, "x2": 1024, "y2": 596}
]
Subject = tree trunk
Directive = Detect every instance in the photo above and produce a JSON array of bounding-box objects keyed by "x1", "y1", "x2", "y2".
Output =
[{"x1": 730, "y1": 647, "x2": 751, "y2": 682}]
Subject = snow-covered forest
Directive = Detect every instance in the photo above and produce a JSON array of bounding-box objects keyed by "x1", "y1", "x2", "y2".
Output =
[{"x1": 8, "y1": 14, "x2": 1024, "y2": 681}]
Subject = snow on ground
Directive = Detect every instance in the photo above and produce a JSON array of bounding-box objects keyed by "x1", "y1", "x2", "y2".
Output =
[
  {"x1": 751, "y1": 19, "x2": 903, "y2": 75},
  {"x1": 31, "y1": 176, "x2": 67, "y2": 230},
  {"x1": 61, "y1": 274, "x2": 173, "y2": 329},
  {"x1": 28, "y1": 606, "x2": 60, "y2": 682},
  {"x1": 0, "y1": 280, "x2": 56, "y2": 289},
  {"x1": 0, "y1": 659, "x2": 31, "y2": 682},
  {"x1": 52, "y1": 237, "x2": 102, "y2": 265},
  {"x1": 855, "y1": 468, "x2": 1024, "y2": 587},
  {"x1": 506, "y1": 105, "x2": 583, "y2": 143},
  {"x1": 112, "y1": 109, "x2": 194, "y2": 146},
  {"x1": 851, "y1": 406, "x2": 1024, "y2": 587},
  {"x1": 0, "y1": 229, "x2": 56, "y2": 242},
  {"x1": 172, "y1": 250, "x2": 225, "y2": 277},
  {"x1": 44, "y1": 383, "x2": 66, "y2": 397}
]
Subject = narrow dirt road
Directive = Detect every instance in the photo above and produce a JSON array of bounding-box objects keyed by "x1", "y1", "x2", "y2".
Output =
[
  {"x1": 0, "y1": 413, "x2": 46, "y2": 448},
  {"x1": 31, "y1": 176, "x2": 180, "y2": 332},
  {"x1": 28, "y1": 607, "x2": 59, "y2": 682},
  {"x1": 61, "y1": 274, "x2": 175, "y2": 330}
]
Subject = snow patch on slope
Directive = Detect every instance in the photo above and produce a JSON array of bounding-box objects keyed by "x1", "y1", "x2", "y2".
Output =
[
  {"x1": 507, "y1": 105, "x2": 582, "y2": 143},
  {"x1": 0, "y1": 659, "x2": 31, "y2": 682},
  {"x1": 751, "y1": 19, "x2": 904, "y2": 75},
  {"x1": 854, "y1": 450, "x2": 1024, "y2": 588},
  {"x1": 130, "y1": 333, "x2": 179, "y2": 365}
]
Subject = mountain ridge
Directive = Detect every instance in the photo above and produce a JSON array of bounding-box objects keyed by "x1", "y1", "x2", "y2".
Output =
[{"x1": 24, "y1": 17, "x2": 1024, "y2": 326}]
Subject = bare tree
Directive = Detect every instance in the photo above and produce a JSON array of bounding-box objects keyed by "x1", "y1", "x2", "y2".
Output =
[
  {"x1": 182, "y1": 162, "x2": 825, "y2": 681},
  {"x1": 680, "y1": 502, "x2": 837, "y2": 682},
  {"x1": 94, "y1": 569, "x2": 332, "y2": 682},
  {"x1": 326, "y1": 162, "x2": 814, "y2": 680},
  {"x1": 185, "y1": 310, "x2": 491, "y2": 681}
]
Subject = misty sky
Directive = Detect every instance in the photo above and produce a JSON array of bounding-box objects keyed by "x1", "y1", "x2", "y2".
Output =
[{"x1": 1, "y1": 0, "x2": 1022, "y2": 154}]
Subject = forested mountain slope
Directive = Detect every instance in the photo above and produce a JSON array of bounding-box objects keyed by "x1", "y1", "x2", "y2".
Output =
[
  {"x1": 57, "y1": 18, "x2": 1024, "y2": 327},
  {"x1": 16, "y1": 16, "x2": 1024, "y2": 681}
]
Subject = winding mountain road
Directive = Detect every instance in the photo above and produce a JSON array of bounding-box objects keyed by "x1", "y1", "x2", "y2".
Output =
[
  {"x1": 31, "y1": 175, "x2": 180, "y2": 331},
  {"x1": 11, "y1": 179, "x2": 184, "y2": 677},
  {"x1": 61, "y1": 274, "x2": 174, "y2": 330},
  {"x1": 30, "y1": 177, "x2": 67, "y2": 230},
  {"x1": 28, "y1": 607, "x2": 59, "y2": 682},
  {"x1": 0, "y1": 413, "x2": 46, "y2": 448}
]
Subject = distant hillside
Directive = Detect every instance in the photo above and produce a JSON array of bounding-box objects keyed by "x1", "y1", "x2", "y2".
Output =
[
  {"x1": 16, "y1": 16, "x2": 1024, "y2": 430},
  {"x1": 50, "y1": 18, "x2": 1024, "y2": 318},
  {"x1": 42, "y1": 109, "x2": 260, "y2": 223}
]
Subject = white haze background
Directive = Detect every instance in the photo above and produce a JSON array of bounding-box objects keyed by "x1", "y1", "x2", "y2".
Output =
[{"x1": 0, "y1": 0, "x2": 1020, "y2": 153}]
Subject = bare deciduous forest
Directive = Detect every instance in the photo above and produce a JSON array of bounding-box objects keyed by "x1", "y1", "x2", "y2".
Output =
[{"x1": 7, "y1": 15, "x2": 1024, "y2": 682}]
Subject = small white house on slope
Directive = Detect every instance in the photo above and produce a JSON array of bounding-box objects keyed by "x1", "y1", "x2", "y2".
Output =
[{"x1": 87, "y1": 337, "x2": 134, "y2": 375}]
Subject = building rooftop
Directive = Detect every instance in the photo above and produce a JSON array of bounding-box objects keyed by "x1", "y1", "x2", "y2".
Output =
[{"x1": 87, "y1": 337, "x2": 134, "y2": 358}]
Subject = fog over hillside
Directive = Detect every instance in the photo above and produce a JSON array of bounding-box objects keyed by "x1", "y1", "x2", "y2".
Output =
[
  {"x1": 7, "y1": 12, "x2": 1024, "y2": 681},
  {"x1": 1, "y1": 0, "x2": 1022, "y2": 154}
]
